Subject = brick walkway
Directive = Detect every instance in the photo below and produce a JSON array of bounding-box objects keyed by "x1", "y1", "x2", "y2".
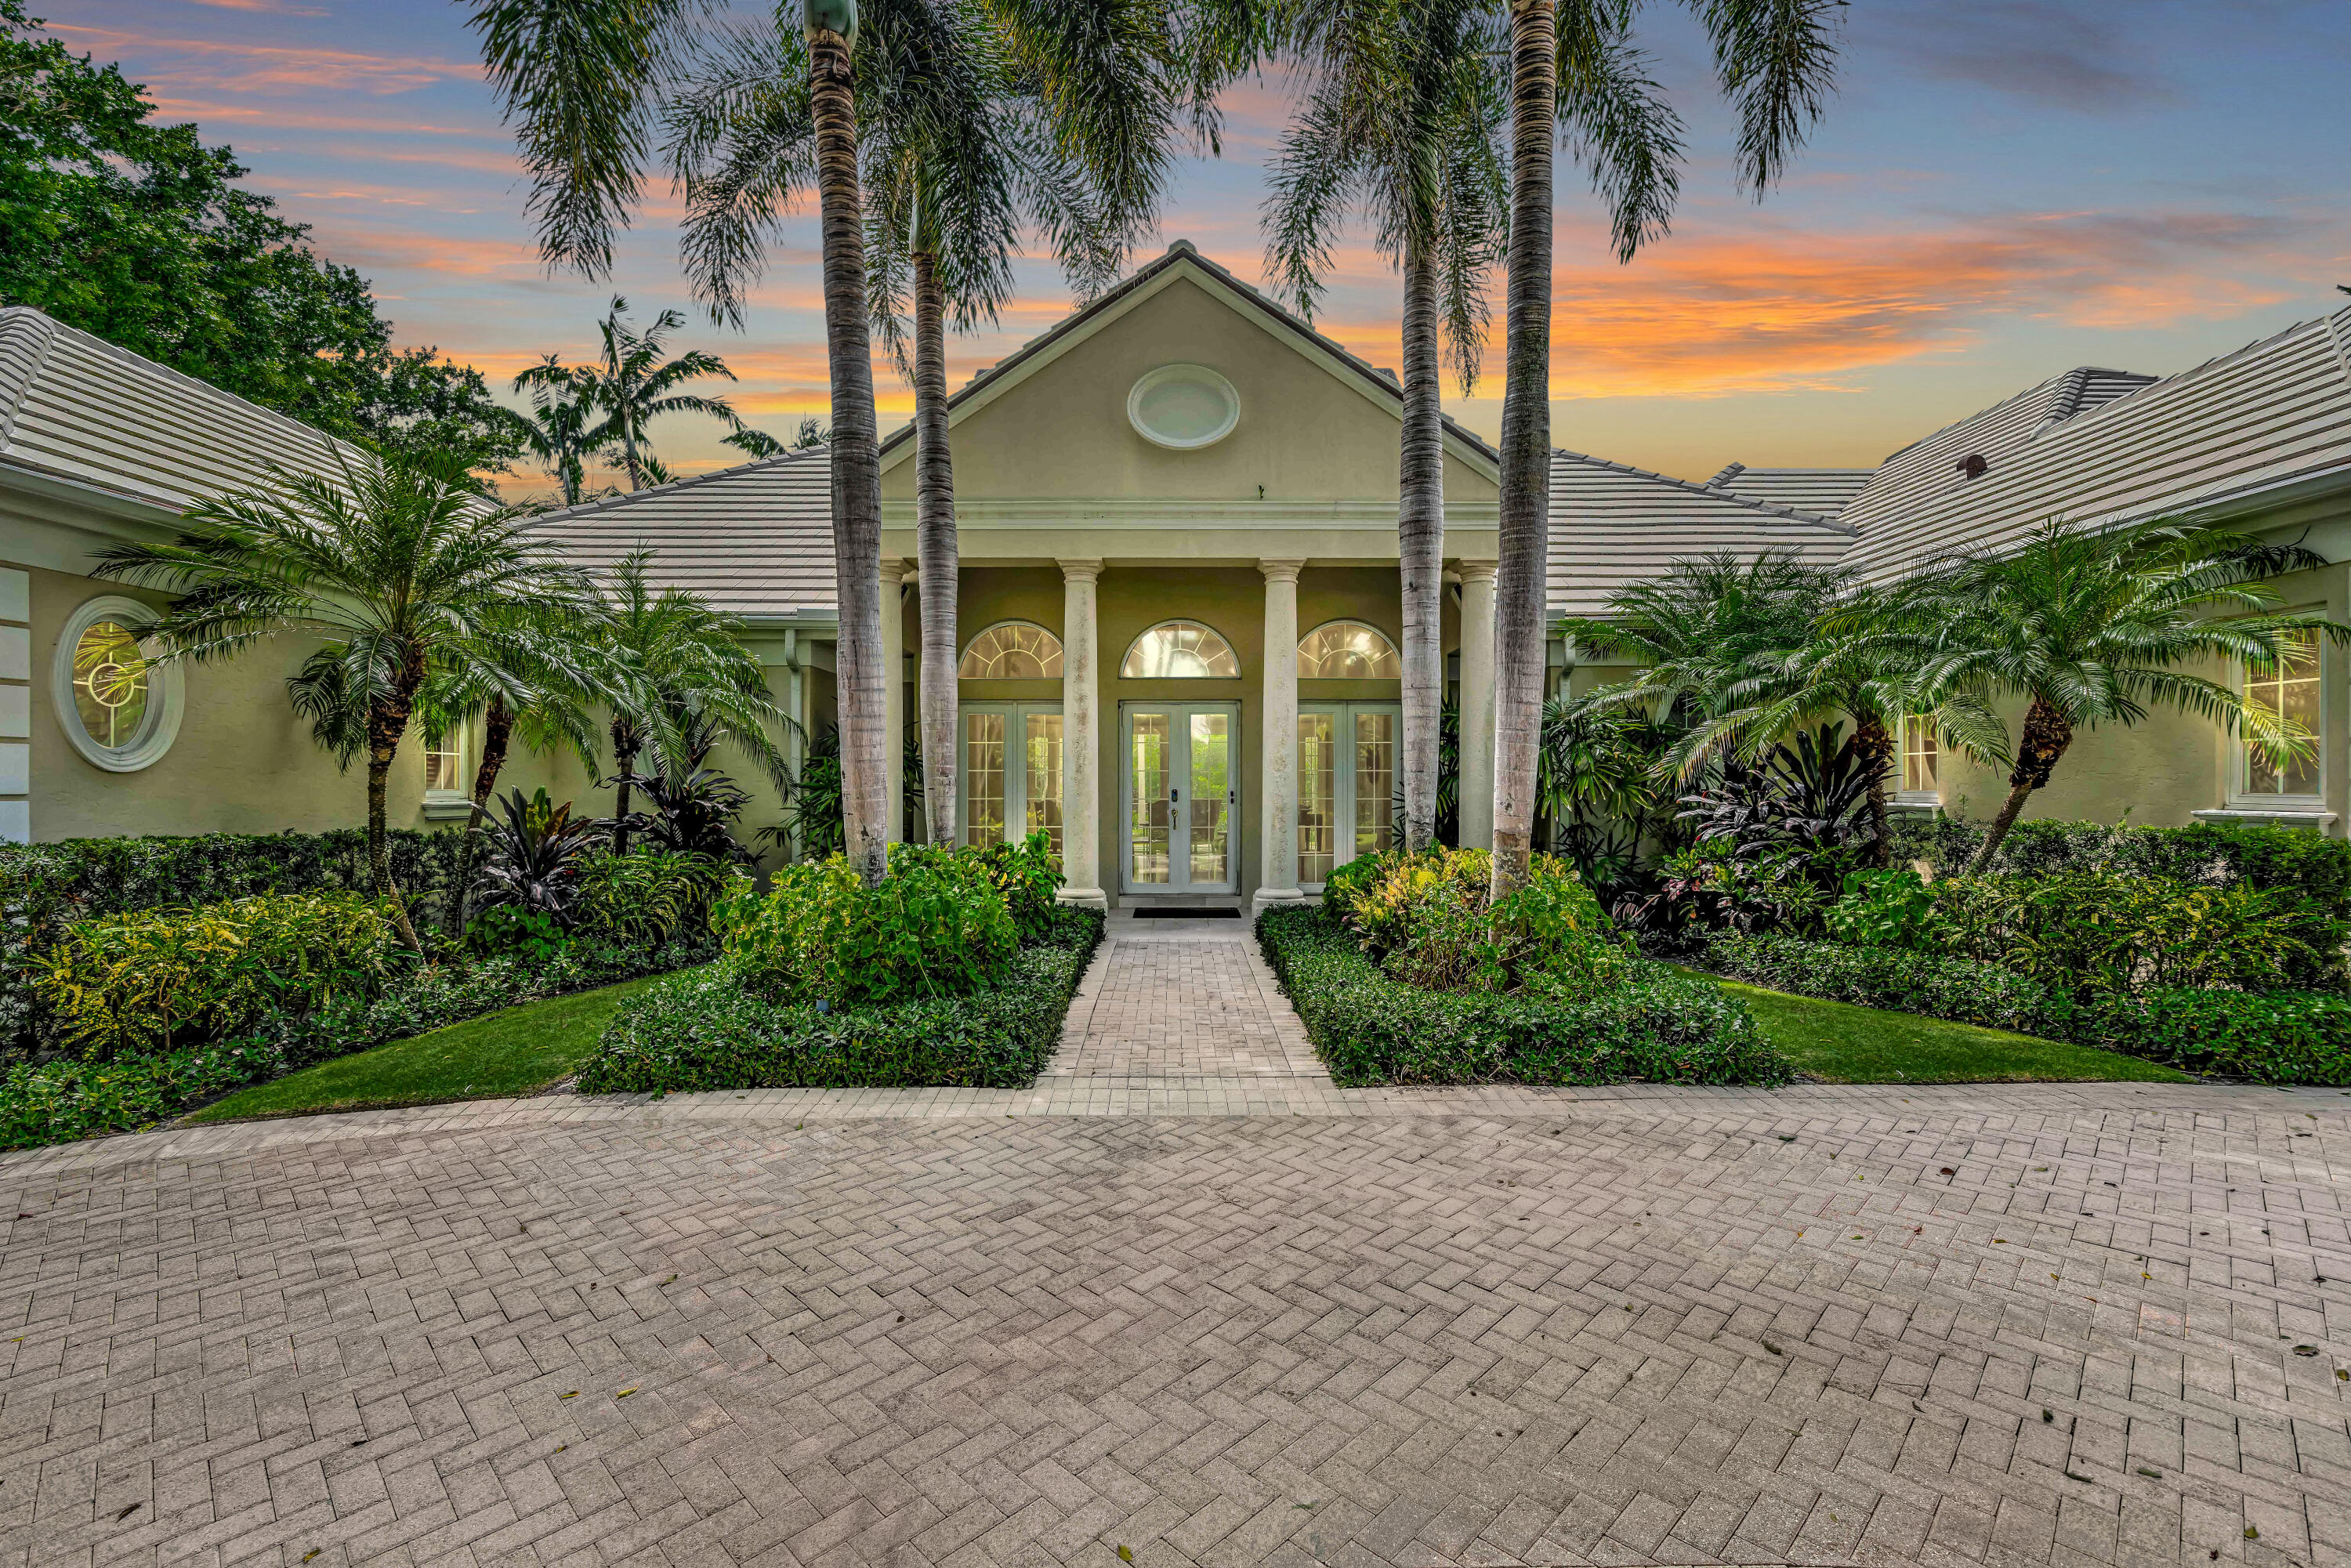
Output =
[{"x1": 5, "y1": 925, "x2": 2351, "y2": 1567}]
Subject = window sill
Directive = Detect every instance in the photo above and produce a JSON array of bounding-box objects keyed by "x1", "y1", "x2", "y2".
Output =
[
  {"x1": 1889, "y1": 794, "x2": 1940, "y2": 811},
  {"x1": 2195, "y1": 806, "x2": 2336, "y2": 829},
  {"x1": 422, "y1": 792, "x2": 478, "y2": 822}
]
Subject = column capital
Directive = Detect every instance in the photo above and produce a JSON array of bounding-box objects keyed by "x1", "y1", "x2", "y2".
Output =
[
  {"x1": 1454, "y1": 559, "x2": 1499, "y2": 584},
  {"x1": 1056, "y1": 557, "x2": 1104, "y2": 583},
  {"x1": 879, "y1": 557, "x2": 915, "y2": 586},
  {"x1": 1257, "y1": 558, "x2": 1306, "y2": 583}
]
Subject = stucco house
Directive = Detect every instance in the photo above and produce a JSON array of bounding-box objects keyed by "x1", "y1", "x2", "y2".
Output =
[{"x1": 7, "y1": 241, "x2": 2351, "y2": 910}]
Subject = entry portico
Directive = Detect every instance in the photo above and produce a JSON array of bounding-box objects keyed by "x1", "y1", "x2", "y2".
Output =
[{"x1": 870, "y1": 241, "x2": 1505, "y2": 911}]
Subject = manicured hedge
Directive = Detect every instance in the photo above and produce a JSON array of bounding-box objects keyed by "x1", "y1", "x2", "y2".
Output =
[
  {"x1": 1886, "y1": 816, "x2": 2351, "y2": 922},
  {"x1": 574, "y1": 908, "x2": 1105, "y2": 1095},
  {"x1": 1706, "y1": 929, "x2": 2351, "y2": 1085},
  {"x1": 1258, "y1": 907, "x2": 1791, "y2": 1088},
  {"x1": 0, "y1": 827, "x2": 471, "y2": 1049},
  {"x1": 0, "y1": 936, "x2": 715, "y2": 1152}
]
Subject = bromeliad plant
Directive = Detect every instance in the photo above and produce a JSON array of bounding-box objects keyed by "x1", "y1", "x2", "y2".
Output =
[{"x1": 469, "y1": 788, "x2": 607, "y2": 926}]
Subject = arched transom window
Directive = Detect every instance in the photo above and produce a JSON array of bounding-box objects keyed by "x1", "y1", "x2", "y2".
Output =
[
  {"x1": 1121, "y1": 621, "x2": 1240, "y2": 679},
  {"x1": 960, "y1": 622, "x2": 1063, "y2": 679},
  {"x1": 1298, "y1": 621, "x2": 1400, "y2": 679}
]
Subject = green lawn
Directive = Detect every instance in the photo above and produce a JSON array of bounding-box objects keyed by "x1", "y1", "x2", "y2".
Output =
[
  {"x1": 1710, "y1": 975, "x2": 2193, "y2": 1084},
  {"x1": 188, "y1": 972, "x2": 673, "y2": 1123}
]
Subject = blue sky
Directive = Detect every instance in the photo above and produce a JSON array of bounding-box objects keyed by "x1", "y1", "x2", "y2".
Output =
[{"x1": 37, "y1": 0, "x2": 2351, "y2": 496}]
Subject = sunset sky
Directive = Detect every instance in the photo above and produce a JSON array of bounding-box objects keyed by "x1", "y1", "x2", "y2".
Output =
[{"x1": 40, "y1": 0, "x2": 2351, "y2": 498}]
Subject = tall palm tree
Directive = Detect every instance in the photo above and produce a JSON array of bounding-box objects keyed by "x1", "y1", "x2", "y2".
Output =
[
  {"x1": 470, "y1": 0, "x2": 1248, "y2": 884},
  {"x1": 668, "y1": 9, "x2": 1136, "y2": 850},
  {"x1": 1879, "y1": 519, "x2": 2351, "y2": 872},
  {"x1": 545, "y1": 297, "x2": 746, "y2": 494},
  {"x1": 1487, "y1": 0, "x2": 1845, "y2": 899},
  {"x1": 589, "y1": 550, "x2": 795, "y2": 855},
  {"x1": 91, "y1": 453, "x2": 595, "y2": 948},
  {"x1": 509, "y1": 354, "x2": 607, "y2": 507},
  {"x1": 1265, "y1": 0, "x2": 1678, "y2": 855}
]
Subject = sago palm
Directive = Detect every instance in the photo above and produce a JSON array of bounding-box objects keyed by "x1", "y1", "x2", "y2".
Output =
[
  {"x1": 92, "y1": 452, "x2": 596, "y2": 948},
  {"x1": 667, "y1": 6, "x2": 1140, "y2": 850},
  {"x1": 1486, "y1": 0, "x2": 1846, "y2": 898},
  {"x1": 472, "y1": 0, "x2": 1241, "y2": 885},
  {"x1": 1266, "y1": 0, "x2": 1674, "y2": 856},
  {"x1": 1877, "y1": 518, "x2": 2351, "y2": 872}
]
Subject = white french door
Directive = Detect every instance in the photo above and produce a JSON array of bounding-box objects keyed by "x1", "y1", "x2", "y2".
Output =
[
  {"x1": 1298, "y1": 703, "x2": 1400, "y2": 890},
  {"x1": 1121, "y1": 702, "x2": 1238, "y2": 894},
  {"x1": 958, "y1": 702, "x2": 1064, "y2": 868}
]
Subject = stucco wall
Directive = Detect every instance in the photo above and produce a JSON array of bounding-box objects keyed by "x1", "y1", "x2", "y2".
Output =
[
  {"x1": 23, "y1": 561, "x2": 444, "y2": 842},
  {"x1": 888, "y1": 273, "x2": 1498, "y2": 511}
]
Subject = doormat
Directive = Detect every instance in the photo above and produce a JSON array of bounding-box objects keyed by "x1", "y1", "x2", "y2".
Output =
[{"x1": 1130, "y1": 907, "x2": 1242, "y2": 919}]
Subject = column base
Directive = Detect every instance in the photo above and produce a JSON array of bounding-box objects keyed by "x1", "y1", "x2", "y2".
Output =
[
  {"x1": 1249, "y1": 888, "x2": 1312, "y2": 919},
  {"x1": 1056, "y1": 886, "x2": 1109, "y2": 910}
]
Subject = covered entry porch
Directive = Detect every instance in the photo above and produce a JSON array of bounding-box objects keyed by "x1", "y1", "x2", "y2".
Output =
[{"x1": 879, "y1": 558, "x2": 1503, "y2": 911}]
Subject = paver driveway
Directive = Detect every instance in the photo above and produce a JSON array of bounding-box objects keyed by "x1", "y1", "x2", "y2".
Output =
[{"x1": 5, "y1": 924, "x2": 2351, "y2": 1568}]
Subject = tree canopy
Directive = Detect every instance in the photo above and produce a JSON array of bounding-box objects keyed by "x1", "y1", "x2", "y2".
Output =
[{"x1": 0, "y1": 0, "x2": 521, "y2": 471}]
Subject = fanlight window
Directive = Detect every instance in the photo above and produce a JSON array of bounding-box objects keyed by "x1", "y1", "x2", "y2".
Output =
[
  {"x1": 1298, "y1": 621, "x2": 1400, "y2": 679},
  {"x1": 1121, "y1": 621, "x2": 1240, "y2": 679},
  {"x1": 960, "y1": 622, "x2": 1063, "y2": 679}
]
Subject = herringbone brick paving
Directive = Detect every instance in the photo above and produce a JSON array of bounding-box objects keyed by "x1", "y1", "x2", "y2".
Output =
[{"x1": 5, "y1": 927, "x2": 2350, "y2": 1567}]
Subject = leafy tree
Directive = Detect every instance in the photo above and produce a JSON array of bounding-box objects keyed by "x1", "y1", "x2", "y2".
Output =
[
  {"x1": 1485, "y1": 0, "x2": 1845, "y2": 899},
  {"x1": 522, "y1": 297, "x2": 744, "y2": 494},
  {"x1": 90, "y1": 453, "x2": 596, "y2": 948},
  {"x1": 722, "y1": 418, "x2": 831, "y2": 459},
  {"x1": 509, "y1": 354, "x2": 608, "y2": 506},
  {"x1": 1877, "y1": 519, "x2": 2351, "y2": 872},
  {"x1": 0, "y1": 1, "x2": 521, "y2": 470},
  {"x1": 471, "y1": 0, "x2": 1248, "y2": 883}
]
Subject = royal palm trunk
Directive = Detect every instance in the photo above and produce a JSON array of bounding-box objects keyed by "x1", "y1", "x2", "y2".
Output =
[
  {"x1": 810, "y1": 20, "x2": 889, "y2": 885},
  {"x1": 1489, "y1": 0, "x2": 1558, "y2": 899},
  {"x1": 1397, "y1": 228, "x2": 1444, "y2": 856},
  {"x1": 914, "y1": 248, "x2": 960, "y2": 848}
]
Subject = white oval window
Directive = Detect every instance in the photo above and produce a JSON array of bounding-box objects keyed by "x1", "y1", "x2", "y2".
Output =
[
  {"x1": 1127, "y1": 364, "x2": 1240, "y2": 450},
  {"x1": 53, "y1": 596, "x2": 184, "y2": 772}
]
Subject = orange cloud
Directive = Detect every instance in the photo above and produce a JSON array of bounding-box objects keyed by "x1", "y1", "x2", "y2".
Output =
[
  {"x1": 49, "y1": 24, "x2": 476, "y2": 95},
  {"x1": 143, "y1": 95, "x2": 498, "y2": 139}
]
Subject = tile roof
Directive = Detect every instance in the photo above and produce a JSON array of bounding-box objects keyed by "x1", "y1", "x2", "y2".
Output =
[
  {"x1": 1547, "y1": 451, "x2": 1854, "y2": 616},
  {"x1": 1703, "y1": 463, "x2": 1875, "y2": 520},
  {"x1": 0, "y1": 306, "x2": 354, "y2": 514},
  {"x1": 526, "y1": 447, "x2": 838, "y2": 622}
]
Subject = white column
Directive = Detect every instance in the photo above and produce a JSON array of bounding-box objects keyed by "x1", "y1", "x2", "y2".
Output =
[
  {"x1": 880, "y1": 559, "x2": 909, "y2": 844},
  {"x1": 1255, "y1": 559, "x2": 1308, "y2": 914},
  {"x1": 1458, "y1": 559, "x2": 1498, "y2": 850},
  {"x1": 1056, "y1": 559, "x2": 1107, "y2": 907}
]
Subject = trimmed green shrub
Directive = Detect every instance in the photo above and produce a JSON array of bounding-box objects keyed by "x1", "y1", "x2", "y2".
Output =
[
  {"x1": 34, "y1": 893, "x2": 404, "y2": 1058},
  {"x1": 713, "y1": 843, "x2": 1020, "y2": 1006},
  {"x1": 0, "y1": 827, "x2": 469, "y2": 1048},
  {"x1": 1822, "y1": 868, "x2": 1947, "y2": 950},
  {"x1": 577, "y1": 913, "x2": 1103, "y2": 1094},
  {"x1": 570, "y1": 849, "x2": 726, "y2": 947},
  {"x1": 1932, "y1": 870, "x2": 2345, "y2": 993},
  {"x1": 1259, "y1": 907, "x2": 1790, "y2": 1088},
  {"x1": 1706, "y1": 930, "x2": 2351, "y2": 1085},
  {"x1": 969, "y1": 831, "x2": 1064, "y2": 940},
  {"x1": 1337, "y1": 846, "x2": 1625, "y2": 996},
  {"x1": 1887, "y1": 815, "x2": 2351, "y2": 922},
  {"x1": 1, "y1": 1040, "x2": 286, "y2": 1152}
]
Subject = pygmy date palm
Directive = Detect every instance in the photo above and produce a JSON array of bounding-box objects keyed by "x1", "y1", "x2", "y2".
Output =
[{"x1": 92, "y1": 452, "x2": 596, "y2": 948}]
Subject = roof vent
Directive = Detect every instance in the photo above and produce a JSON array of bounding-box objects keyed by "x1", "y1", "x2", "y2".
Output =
[{"x1": 1956, "y1": 453, "x2": 1988, "y2": 480}]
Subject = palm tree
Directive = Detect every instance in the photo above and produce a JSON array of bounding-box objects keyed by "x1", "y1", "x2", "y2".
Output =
[
  {"x1": 1487, "y1": 0, "x2": 1845, "y2": 899},
  {"x1": 1262, "y1": 0, "x2": 1509, "y2": 856},
  {"x1": 548, "y1": 297, "x2": 746, "y2": 494},
  {"x1": 91, "y1": 453, "x2": 595, "y2": 948},
  {"x1": 470, "y1": 0, "x2": 1244, "y2": 884},
  {"x1": 1880, "y1": 519, "x2": 2351, "y2": 873},
  {"x1": 509, "y1": 354, "x2": 605, "y2": 506},
  {"x1": 670, "y1": 10, "x2": 1138, "y2": 851},
  {"x1": 589, "y1": 550, "x2": 795, "y2": 855}
]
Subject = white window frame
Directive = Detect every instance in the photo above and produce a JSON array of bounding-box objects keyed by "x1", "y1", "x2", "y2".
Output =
[
  {"x1": 956, "y1": 700, "x2": 1064, "y2": 860},
  {"x1": 2229, "y1": 623, "x2": 2326, "y2": 813},
  {"x1": 52, "y1": 595, "x2": 184, "y2": 773},
  {"x1": 1118, "y1": 619, "x2": 1241, "y2": 680},
  {"x1": 1892, "y1": 713, "x2": 1940, "y2": 809},
  {"x1": 1297, "y1": 619, "x2": 1401, "y2": 679},
  {"x1": 958, "y1": 620, "x2": 1063, "y2": 680},
  {"x1": 421, "y1": 724, "x2": 473, "y2": 820},
  {"x1": 1297, "y1": 701, "x2": 1402, "y2": 892}
]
